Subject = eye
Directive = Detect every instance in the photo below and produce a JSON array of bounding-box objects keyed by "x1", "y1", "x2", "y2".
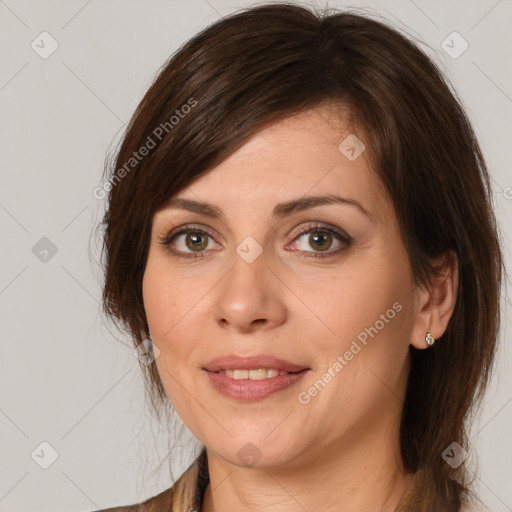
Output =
[
  {"x1": 287, "y1": 222, "x2": 352, "y2": 258},
  {"x1": 158, "y1": 221, "x2": 352, "y2": 260},
  {"x1": 158, "y1": 224, "x2": 219, "y2": 260}
]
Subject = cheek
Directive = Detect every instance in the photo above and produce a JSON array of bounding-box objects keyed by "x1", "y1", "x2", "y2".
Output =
[
  {"x1": 335, "y1": 260, "x2": 413, "y2": 397},
  {"x1": 142, "y1": 253, "x2": 196, "y2": 340},
  {"x1": 142, "y1": 266, "x2": 174, "y2": 337},
  {"x1": 142, "y1": 255, "x2": 211, "y2": 371},
  {"x1": 298, "y1": 254, "x2": 413, "y2": 417},
  {"x1": 142, "y1": 263, "x2": 194, "y2": 405},
  {"x1": 294, "y1": 255, "x2": 409, "y2": 355}
]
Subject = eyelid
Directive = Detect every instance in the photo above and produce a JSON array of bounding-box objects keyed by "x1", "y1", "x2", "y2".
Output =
[
  {"x1": 157, "y1": 221, "x2": 352, "y2": 258},
  {"x1": 292, "y1": 222, "x2": 351, "y2": 244},
  {"x1": 157, "y1": 223, "x2": 217, "y2": 245}
]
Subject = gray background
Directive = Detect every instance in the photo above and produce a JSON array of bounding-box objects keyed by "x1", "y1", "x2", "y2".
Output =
[{"x1": 0, "y1": 0, "x2": 511, "y2": 511}]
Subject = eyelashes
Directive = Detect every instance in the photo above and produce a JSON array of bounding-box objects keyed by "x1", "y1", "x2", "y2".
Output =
[
  {"x1": 289, "y1": 223, "x2": 352, "y2": 258},
  {"x1": 158, "y1": 224, "x2": 219, "y2": 260},
  {"x1": 157, "y1": 221, "x2": 352, "y2": 261}
]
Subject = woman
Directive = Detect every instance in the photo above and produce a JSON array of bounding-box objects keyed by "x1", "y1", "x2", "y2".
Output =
[{"x1": 96, "y1": 3, "x2": 503, "y2": 511}]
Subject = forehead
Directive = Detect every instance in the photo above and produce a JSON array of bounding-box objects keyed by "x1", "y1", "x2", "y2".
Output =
[{"x1": 160, "y1": 105, "x2": 392, "y2": 222}]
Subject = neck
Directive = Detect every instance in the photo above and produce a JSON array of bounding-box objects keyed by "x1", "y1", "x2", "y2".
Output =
[{"x1": 201, "y1": 420, "x2": 415, "y2": 512}]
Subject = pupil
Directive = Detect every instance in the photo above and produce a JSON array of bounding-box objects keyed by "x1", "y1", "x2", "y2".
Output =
[
  {"x1": 188, "y1": 233, "x2": 207, "y2": 250},
  {"x1": 311, "y1": 232, "x2": 331, "y2": 251}
]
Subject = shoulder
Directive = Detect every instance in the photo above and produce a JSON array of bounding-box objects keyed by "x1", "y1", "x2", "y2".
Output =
[
  {"x1": 91, "y1": 447, "x2": 209, "y2": 512},
  {"x1": 398, "y1": 469, "x2": 492, "y2": 512},
  {"x1": 93, "y1": 484, "x2": 174, "y2": 512}
]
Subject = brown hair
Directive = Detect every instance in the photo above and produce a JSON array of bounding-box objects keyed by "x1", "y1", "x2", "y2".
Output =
[{"x1": 99, "y1": 3, "x2": 504, "y2": 510}]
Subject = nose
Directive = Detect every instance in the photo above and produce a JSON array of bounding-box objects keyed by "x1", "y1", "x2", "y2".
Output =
[{"x1": 212, "y1": 247, "x2": 287, "y2": 334}]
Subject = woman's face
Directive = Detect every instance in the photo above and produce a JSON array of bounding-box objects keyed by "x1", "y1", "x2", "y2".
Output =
[{"x1": 143, "y1": 105, "x2": 422, "y2": 470}]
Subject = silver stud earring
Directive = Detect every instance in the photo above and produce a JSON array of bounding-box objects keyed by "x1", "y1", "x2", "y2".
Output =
[{"x1": 425, "y1": 333, "x2": 435, "y2": 346}]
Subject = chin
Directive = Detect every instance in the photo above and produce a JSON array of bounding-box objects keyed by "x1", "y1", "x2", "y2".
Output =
[{"x1": 208, "y1": 434, "x2": 308, "y2": 470}]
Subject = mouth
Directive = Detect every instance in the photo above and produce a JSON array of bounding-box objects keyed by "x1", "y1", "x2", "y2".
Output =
[
  {"x1": 203, "y1": 354, "x2": 309, "y2": 374},
  {"x1": 202, "y1": 354, "x2": 310, "y2": 401},
  {"x1": 215, "y1": 368, "x2": 300, "y2": 379}
]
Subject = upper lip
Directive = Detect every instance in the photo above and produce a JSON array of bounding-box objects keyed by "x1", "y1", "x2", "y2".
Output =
[{"x1": 203, "y1": 355, "x2": 309, "y2": 373}]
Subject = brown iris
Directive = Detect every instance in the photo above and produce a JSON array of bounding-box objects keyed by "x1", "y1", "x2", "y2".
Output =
[
  {"x1": 186, "y1": 232, "x2": 208, "y2": 251},
  {"x1": 308, "y1": 231, "x2": 332, "y2": 251}
]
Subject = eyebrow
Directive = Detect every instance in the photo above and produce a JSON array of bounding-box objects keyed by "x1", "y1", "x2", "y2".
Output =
[{"x1": 162, "y1": 194, "x2": 375, "y2": 221}]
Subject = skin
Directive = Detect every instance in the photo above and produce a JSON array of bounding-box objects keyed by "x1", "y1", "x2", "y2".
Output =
[{"x1": 142, "y1": 104, "x2": 458, "y2": 512}]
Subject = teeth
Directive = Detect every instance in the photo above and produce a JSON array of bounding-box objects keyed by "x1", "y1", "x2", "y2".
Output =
[
  {"x1": 233, "y1": 369, "x2": 248, "y2": 379},
  {"x1": 218, "y1": 368, "x2": 290, "y2": 379}
]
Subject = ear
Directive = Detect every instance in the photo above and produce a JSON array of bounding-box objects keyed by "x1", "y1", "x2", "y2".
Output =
[{"x1": 410, "y1": 250, "x2": 459, "y2": 349}]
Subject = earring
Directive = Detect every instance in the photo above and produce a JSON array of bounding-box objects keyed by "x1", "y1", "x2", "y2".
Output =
[{"x1": 425, "y1": 333, "x2": 435, "y2": 346}]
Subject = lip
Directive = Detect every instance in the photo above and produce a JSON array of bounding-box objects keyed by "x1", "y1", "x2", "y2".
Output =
[
  {"x1": 203, "y1": 368, "x2": 310, "y2": 401},
  {"x1": 203, "y1": 354, "x2": 309, "y2": 373},
  {"x1": 202, "y1": 354, "x2": 310, "y2": 402}
]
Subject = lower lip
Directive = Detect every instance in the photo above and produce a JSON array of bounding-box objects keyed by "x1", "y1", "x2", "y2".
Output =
[{"x1": 203, "y1": 369, "x2": 309, "y2": 401}]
